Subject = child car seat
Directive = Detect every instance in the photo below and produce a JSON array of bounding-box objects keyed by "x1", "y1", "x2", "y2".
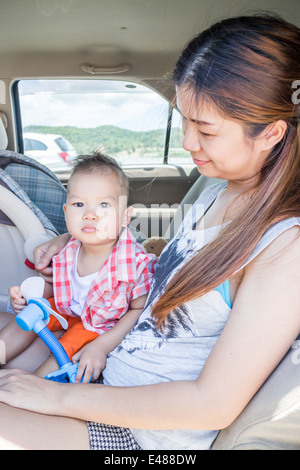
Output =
[
  {"x1": 0, "y1": 150, "x2": 67, "y2": 235},
  {"x1": 0, "y1": 114, "x2": 67, "y2": 311}
]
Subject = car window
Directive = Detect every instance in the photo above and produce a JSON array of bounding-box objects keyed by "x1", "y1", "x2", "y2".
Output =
[
  {"x1": 168, "y1": 108, "x2": 191, "y2": 164},
  {"x1": 23, "y1": 138, "x2": 47, "y2": 152},
  {"x1": 14, "y1": 79, "x2": 187, "y2": 176},
  {"x1": 54, "y1": 137, "x2": 74, "y2": 152}
]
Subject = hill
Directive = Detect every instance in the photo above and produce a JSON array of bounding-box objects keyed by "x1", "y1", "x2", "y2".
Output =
[{"x1": 24, "y1": 124, "x2": 183, "y2": 157}]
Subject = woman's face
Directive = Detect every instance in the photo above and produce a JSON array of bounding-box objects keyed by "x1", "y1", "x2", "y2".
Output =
[{"x1": 176, "y1": 86, "x2": 269, "y2": 184}]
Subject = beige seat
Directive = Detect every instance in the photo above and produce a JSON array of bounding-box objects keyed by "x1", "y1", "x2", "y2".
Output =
[{"x1": 212, "y1": 338, "x2": 300, "y2": 450}]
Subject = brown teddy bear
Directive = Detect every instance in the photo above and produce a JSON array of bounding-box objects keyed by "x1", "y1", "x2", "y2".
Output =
[{"x1": 142, "y1": 237, "x2": 168, "y2": 257}]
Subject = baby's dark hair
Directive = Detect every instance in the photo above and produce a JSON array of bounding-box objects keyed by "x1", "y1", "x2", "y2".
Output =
[{"x1": 69, "y1": 150, "x2": 129, "y2": 197}]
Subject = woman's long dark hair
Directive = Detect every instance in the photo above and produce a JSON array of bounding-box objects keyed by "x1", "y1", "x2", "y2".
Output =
[{"x1": 152, "y1": 15, "x2": 300, "y2": 328}]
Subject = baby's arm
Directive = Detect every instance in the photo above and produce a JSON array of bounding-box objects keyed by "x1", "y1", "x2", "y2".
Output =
[
  {"x1": 9, "y1": 286, "x2": 26, "y2": 314},
  {"x1": 102, "y1": 294, "x2": 147, "y2": 347},
  {"x1": 43, "y1": 280, "x2": 53, "y2": 299},
  {"x1": 73, "y1": 294, "x2": 147, "y2": 383},
  {"x1": 9, "y1": 275, "x2": 54, "y2": 315}
]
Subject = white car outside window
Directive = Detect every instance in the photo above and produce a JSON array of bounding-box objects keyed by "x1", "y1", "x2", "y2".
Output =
[{"x1": 23, "y1": 132, "x2": 78, "y2": 170}]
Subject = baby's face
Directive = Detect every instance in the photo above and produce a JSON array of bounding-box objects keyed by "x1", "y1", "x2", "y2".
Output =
[{"x1": 64, "y1": 171, "x2": 130, "y2": 247}]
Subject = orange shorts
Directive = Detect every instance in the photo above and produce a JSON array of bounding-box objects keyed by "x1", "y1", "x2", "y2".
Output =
[{"x1": 47, "y1": 298, "x2": 98, "y2": 360}]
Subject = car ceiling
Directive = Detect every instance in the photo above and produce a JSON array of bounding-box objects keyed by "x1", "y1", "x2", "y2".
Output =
[
  {"x1": 0, "y1": 0, "x2": 298, "y2": 149},
  {"x1": 0, "y1": 0, "x2": 299, "y2": 82}
]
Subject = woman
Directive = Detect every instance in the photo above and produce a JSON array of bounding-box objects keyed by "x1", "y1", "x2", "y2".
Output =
[{"x1": 0, "y1": 15, "x2": 300, "y2": 450}]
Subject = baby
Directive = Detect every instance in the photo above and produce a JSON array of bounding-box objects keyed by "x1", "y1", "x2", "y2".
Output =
[{"x1": 3, "y1": 151, "x2": 157, "y2": 382}]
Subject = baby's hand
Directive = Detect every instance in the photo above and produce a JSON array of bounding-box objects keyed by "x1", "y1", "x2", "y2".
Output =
[
  {"x1": 72, "y1": 339, "x2": 108, "y2": 384},
  {"x1": 9, "y1": 286, "x2": 26, "y2": 314}
]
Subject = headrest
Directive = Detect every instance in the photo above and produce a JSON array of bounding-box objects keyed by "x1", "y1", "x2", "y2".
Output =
[{"x1": 0, "y1": 112, "x2": 8, "y2": 150}]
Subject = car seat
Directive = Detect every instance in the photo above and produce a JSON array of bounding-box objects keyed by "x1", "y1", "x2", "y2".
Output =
[
  {"x1": 0, "y1": 114, "x2": 67, "y2": 312},
  {"x1": 212, "y1": 334, "x2": 300, "y2": 450}
]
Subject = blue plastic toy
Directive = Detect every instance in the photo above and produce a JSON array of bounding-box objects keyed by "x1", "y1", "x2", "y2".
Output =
[{"x1": 16, "y1": 296, "x2": 79, "y2": 383}]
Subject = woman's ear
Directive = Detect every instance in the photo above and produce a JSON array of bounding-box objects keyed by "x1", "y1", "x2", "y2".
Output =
[
  {"x1": 262, "y1": 120, "x2": 287, "y2": 150},
  {"x1": 122, "y1": 205, "x2": 133, "y2": 227}
]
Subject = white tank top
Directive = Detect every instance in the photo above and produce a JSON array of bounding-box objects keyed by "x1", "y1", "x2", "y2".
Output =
[{"x1": 103, "y1": 182, "x2": 300, "y2": 450}]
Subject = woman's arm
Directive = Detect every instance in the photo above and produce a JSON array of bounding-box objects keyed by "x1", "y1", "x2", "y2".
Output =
[
  {"x1": 34, "y1": 233, "x2": 71, "y2": 282},
  {"x1": 1, "y1": 228, "x2": 300, "y2": 431}
]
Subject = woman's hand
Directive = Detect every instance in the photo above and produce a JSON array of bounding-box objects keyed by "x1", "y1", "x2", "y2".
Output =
[
  {"x1": 34, "y1": 233, "x2": 71, "y2": 283},
  {"x1": 0, "y1": 369, "x2": 63, "y2": 415},
  {"x1": 72, "y1": 340, "x2": 108, "y2": 384}
]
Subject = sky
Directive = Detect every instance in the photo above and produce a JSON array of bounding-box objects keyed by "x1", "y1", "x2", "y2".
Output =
[{"x1": 18, "y1": 79, "x2": 173, "y2": 132}]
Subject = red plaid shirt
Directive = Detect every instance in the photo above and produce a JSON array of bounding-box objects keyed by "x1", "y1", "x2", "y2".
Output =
[{"x1": 52, "y1": 227, "x2": 157, "y2": 334}]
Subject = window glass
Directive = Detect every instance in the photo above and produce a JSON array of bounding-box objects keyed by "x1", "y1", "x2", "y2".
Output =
[
  {"x1": 24, "y1": 138, "x2": 47, "y2": 151},
  {"x1": 33, "y1": 139, "x2": 47, "y2": 151},
  {"x1": 16, "y1": 80, "x2": 169, "y2": 174},
  {"x1": 168, "y1": 107, "x2": 191, "y2": 163},
  {"x1": 55, "y1": 137, "x2": 73, "y2": 152},
  {"x1": 23, "y1": 138, "x2": 32, "y2": 151}
]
